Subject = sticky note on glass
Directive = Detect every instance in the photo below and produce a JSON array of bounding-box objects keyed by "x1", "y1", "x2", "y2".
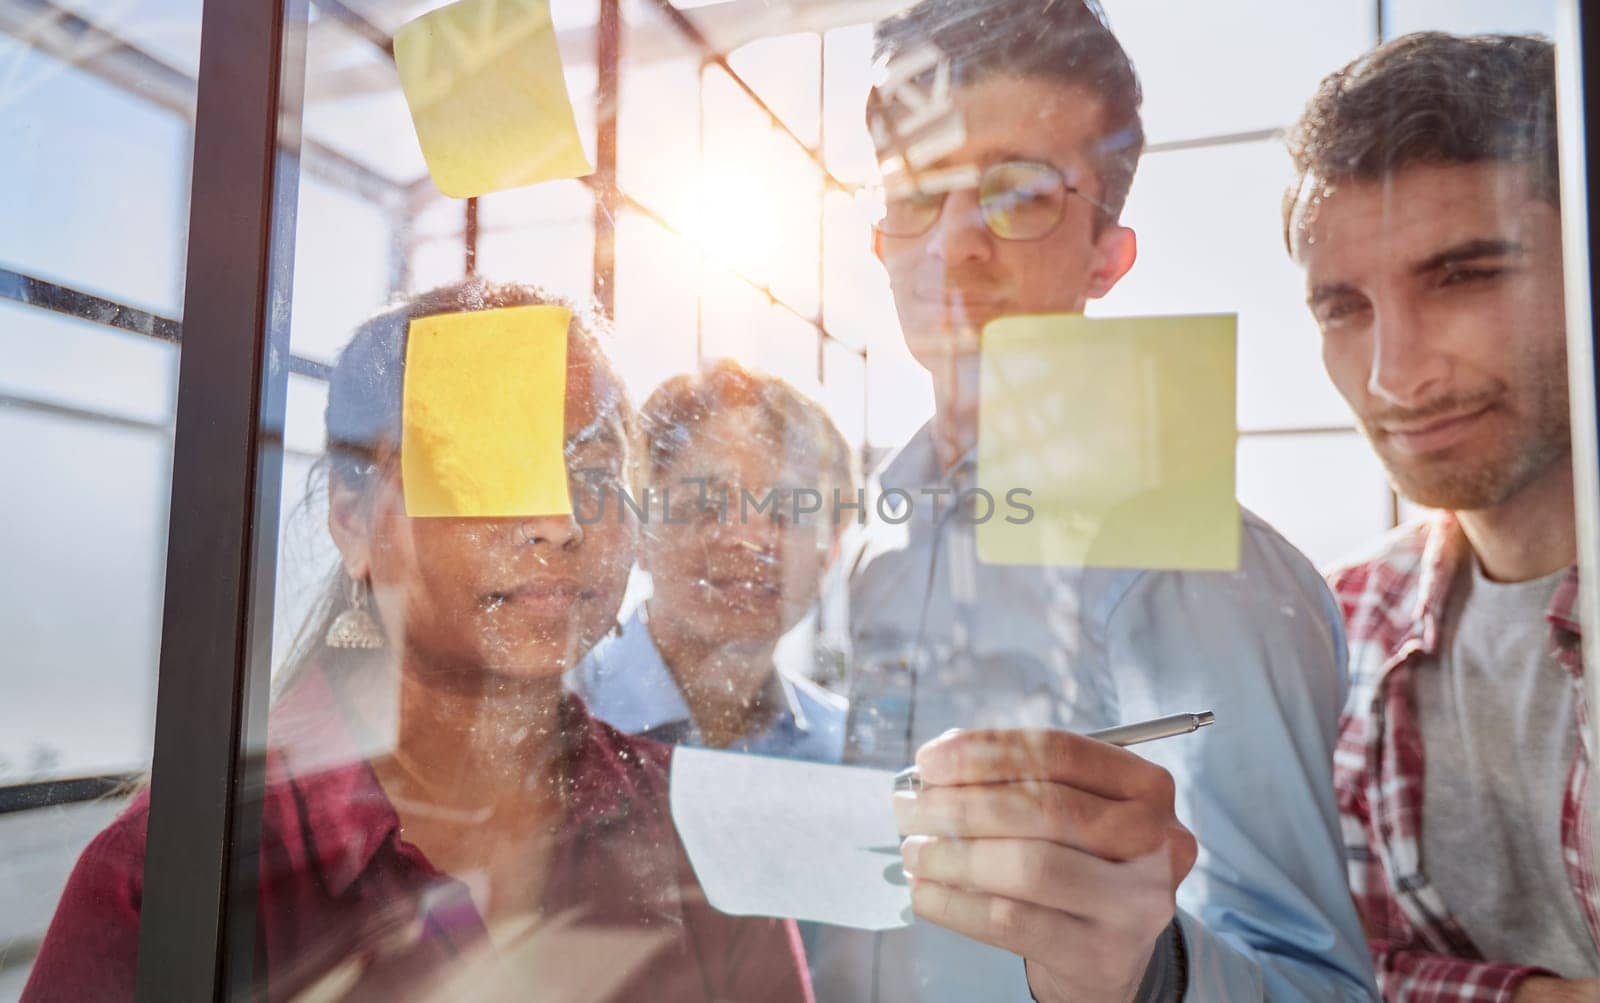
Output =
[
  {"x1": 671, "y1": 748, "x2": 911, "y2": 930},
  {"x1": 394, "y1": 0, "x2": 592, "y2": 198},
  {"x1": 977, "y1": 313, "x2": 1239, "y2": 571},
  {"x1": 402, "y1": 305, "x2": 571, "y2": 517}
]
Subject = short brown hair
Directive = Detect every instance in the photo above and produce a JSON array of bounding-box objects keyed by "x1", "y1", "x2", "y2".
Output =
[
  {"x1": 639, "y1": 358, "x2": 856, "y2": 497},
  {"x1": 1283, "y1": 31, "x2": 1558, "y2": 247},
  {"x1": 872, "y1": 0, "x2": 1144, "y2": 227}
]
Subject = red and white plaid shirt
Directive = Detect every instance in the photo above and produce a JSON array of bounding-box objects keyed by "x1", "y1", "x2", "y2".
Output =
[{"x1": 1329, "y1": 513, "x2": 1598, "y2": 1001}]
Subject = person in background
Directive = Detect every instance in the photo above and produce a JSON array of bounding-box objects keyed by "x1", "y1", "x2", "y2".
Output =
[
  {"x1": 1285, "y1": 32, "x2": 1600, "y2": 1001},
  {"x1": 570, "y1": 358, "x2": 856, "y2": 762},
  {"x1": 809, "y1": 1, "x2": 1381, "y2": 1000},
  {"x1": 21, "y1": 281, "x2": 811, "y2": 1003}
]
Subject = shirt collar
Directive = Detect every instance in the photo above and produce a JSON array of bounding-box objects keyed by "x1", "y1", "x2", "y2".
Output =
[
  {"x1": 582, "y1": 608, "x2": 814, "y2": 742},
  {"x1": 874, "y1": 423, "x2": 978, "y2": 530},
  {"x1": 1549, "y1": 565, "x2": 1584, "y2": 637},
  {"x1": 1412, "y1": 511, "x2": 1583, "y2": 655},
  {"x1": 877, "y1": 422, "x2": 941, "y2": 495},
  {"x1": 271, "y1": 658, "x2": 653, "y2": 897},
  {"x1": 878, "y1": 422, "x2": 975, "y2": 492},
  {"x1": 1409, "y1": 512, "x2": 1469, "y2": 655},
  {"x1": 773, "y1": 673, "x2": 813, "y2": 735},
  {"x1": 585, "y1": 608, "x2": 697, "y2": 735}
]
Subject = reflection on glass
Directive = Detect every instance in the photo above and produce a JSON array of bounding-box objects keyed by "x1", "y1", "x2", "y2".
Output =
[
  {"x1": 2, "y1": 0, "x2": 197, "y2": 993},
  {"x1": 571, "y1": 359, "x2": 855, "y2": 761},
  {"x1": 10, "y1": 0, "x2": 1586, "y2": 998},
  {"x1": 815, "y1": 2, "x2": 1375, "y2": 1000},
  {"x1": 24, "y1": 283, "x2": 810, "y2": 1001}
]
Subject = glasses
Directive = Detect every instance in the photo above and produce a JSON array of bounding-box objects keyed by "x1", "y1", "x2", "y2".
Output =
[{"x1": 872, "y1": 160, "x2": 1111, "y2": 241}]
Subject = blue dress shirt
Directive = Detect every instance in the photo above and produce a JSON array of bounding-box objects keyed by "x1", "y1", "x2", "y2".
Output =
[
  {"x1": 809, "y1": 425, "x2": 1378, "y2": 1002},
  {"x1": 570, "y1": 608, "x2": 848, "y2": 763}
]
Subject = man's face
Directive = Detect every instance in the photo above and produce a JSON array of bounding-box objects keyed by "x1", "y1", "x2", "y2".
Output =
[
  {"x1": 874, "y1": 75, "x2": 1137, "y2": 435},
  {"x1": 1292, "y1": 162, "x2": 1570, "y2": 511},
  {"x1": 640, "y1": 407, "x2": 837, "y2": 648}
]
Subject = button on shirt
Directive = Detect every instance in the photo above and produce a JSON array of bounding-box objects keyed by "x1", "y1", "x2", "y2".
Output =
[
  {"x1": 809, "y1": 425, "x2": 1378, "y2": 1002},
  {"x1": 571, "y1": 608, "x2": 848, "y2": 763},
  {"x1": 22, "y1": 660, "x2": 813, "y2": 1003}
]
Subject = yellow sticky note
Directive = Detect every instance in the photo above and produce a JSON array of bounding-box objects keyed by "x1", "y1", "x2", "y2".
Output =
[
  {"x1": 394, "y1": 0, "x2": 592, "y2": 199},
  {"x1": 976, "y1": 313, "x2": 1239, "y2": 571},
  {"x1": 402, "y1": 305, "x2": 572, "y2": 518}
]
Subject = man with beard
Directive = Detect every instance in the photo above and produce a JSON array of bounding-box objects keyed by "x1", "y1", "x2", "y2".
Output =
[{"x1": 1286, "y1": 32, "x2": 1600, "y2": 1001}]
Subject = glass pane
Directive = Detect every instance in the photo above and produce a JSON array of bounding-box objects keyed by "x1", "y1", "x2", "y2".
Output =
[
  {"x1": 28, "y1": 0, "x2": 1587, "y2": 999},
  {"x1": 51, "y1": 0, "x2": 205, "y2": 79},
  {"x1": 725, "y1": 32, "x2": 821, "y2": 148},
  {"x1": 0, "y1": 0, "x2": 198, "y2": 992},
  {"x1": 288, "y1": 178, "x2": 399, "y2": 364},
  {"x1": 1384, "y1": 0, "x2": 1558, "y2": 37},
  {"x1": 0, "y1": 406, "x2": 170, "y2": 780},
  {"x1": 0, "y1": 302, "x2": 177, "y2": 427},
  {"x1": 1236, "y1": 431, "x2": 1394, "y2": 569},
  {"x1": 618, "y1": 26, "x2": 702, "y2": 217},
  {"x1": 823, "y1": 24, "x2": 880, "y2": 186},
  {"x1": 304, "y1": 20, "x2": 430, "y2": 184},
  {"x1": 1102, "y1": 0, "x2": 1374, "y2": 143},
  {"x1": 614, "y1": 211, "x2": 700, "y2": 397},
  {"x1": 0, "y1": 44, "x2": 192, "y2": 315},
  {"x1": 1093, "y1": 139, "x2": 1355, "y2": 431},
  {"x1": 701, "y1": 67, "x2": 824, "y2": 316},
  {"x1": 478, "y1": 219, "x2": 595, "y2": 305}
]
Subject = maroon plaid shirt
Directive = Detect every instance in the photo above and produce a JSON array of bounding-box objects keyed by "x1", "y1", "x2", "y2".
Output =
[
  {"x1": 1329, "y1": 513, "x2": 1598, "y2": 1000},
  {"x1": 23, "y1": 662, "x2": 812, "y2": 1002}
]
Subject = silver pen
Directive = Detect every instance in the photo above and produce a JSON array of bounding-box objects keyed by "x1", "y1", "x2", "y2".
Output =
[{"x1": 893, "y1": 710, "x2": 1215, "y2": 793}]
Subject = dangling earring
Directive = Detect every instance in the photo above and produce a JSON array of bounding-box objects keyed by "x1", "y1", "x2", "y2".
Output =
[{"x1": 325, "y1": 575, "x2": 385, "y2": 649}]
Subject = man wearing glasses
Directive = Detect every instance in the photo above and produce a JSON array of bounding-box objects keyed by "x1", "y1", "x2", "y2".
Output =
[{"x1": 809, "y1": 1, "x2": 1378, "y2": 1000}]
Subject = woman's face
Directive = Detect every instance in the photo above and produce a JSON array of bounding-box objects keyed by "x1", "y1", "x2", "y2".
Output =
[
  {"x1": 339, "y1": 344, "x2": 636, "y2": 681},
  {"x1": 640, "y1": 407, "x2": 837, "y2": 647}
]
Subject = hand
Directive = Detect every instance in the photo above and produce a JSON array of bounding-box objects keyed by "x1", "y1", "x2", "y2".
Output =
[
  {"x1": 894, "y1": 728, "x2": 1197, "y2": 1003},
  {"x1": 1514, "y1": 978, "x2": 1600, "y2": 1003}
]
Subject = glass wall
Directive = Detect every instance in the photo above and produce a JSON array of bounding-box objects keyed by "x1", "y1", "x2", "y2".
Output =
[
  {"x1": 0, "y1": 0, "x2": 200, "y2": 994},
  {"x1": 3, "y1": 0, "x2": 1584, "y2": 998}
]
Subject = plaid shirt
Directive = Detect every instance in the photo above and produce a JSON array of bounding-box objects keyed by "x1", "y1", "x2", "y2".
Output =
[{"x1": 1329, "y1": 513, "x2": 1598, "y2": 1001}]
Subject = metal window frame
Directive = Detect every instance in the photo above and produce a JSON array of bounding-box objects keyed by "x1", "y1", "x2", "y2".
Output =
[
  {"x1": 1557, "y1": 0, "x2": 1600, "y2": 754},
  {"x1": 133, "y1": 0, "x2": 309, "y2": 997}
]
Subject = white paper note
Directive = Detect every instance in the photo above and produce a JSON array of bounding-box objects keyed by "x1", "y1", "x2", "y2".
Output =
[{"x1": 670, "y1": 747, "x2": 913, "y2": 931}]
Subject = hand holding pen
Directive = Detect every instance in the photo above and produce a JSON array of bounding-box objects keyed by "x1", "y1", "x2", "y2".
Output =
[
  {"x1": 895, "y1": 711, "x2": 1215, "y2": 793},
  {"x1": 891, "y1": 712, "x2": 1213, "y2": 1003}
]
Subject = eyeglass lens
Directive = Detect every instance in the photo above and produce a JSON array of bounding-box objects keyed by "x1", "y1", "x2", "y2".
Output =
[{"x1": 878, "y1": 161, "x2": 1068, "y2": 240}]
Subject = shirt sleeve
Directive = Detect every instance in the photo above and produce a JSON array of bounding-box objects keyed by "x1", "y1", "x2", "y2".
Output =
[
  {"x1": 20, "y1": 799, "x2": 149, "y2": 1003},
  {"x1": 1370, "y1": 949, "x2": 1547, "y2": 1001},
  {"x1": 1131, "y1": 920, "x2": 1187, "y2": 1002},
  {"x1": 1100, "y1": 515, "x2": 1380, "y2": 1001}
]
